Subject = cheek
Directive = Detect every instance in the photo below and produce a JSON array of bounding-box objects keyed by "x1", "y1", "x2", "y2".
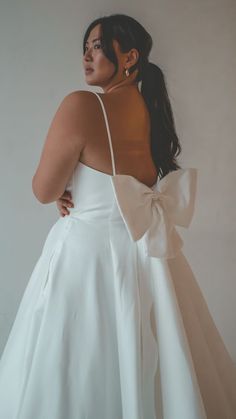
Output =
[{"x1": 95, "y1": 54, "x2": 114, "y2": 72}]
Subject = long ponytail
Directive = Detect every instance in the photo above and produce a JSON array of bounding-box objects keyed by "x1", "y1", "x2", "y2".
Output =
[{"x1": 140, "y1": 62, "x2": 182, "y2": 180}]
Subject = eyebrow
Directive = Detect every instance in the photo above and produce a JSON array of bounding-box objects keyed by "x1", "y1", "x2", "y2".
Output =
[{"x1": 85, "y1": 37, "x2": 101, "y2": 45}]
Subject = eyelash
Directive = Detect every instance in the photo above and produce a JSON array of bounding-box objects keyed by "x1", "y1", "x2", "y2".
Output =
[{"x1": 84, "y1": 44, "x2": 101, "y2": 52}]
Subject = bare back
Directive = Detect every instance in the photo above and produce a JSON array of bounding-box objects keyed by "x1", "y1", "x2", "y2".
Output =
[{"x1": 79, "y1": 89, "x2": 158, "y2": 187}]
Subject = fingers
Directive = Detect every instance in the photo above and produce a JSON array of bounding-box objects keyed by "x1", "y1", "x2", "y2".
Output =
[
  {"x1": 61, "y1": 190, "x2": 73, "y2": 200},
  {"x1": 61, "y1": 204, "x2": 70, "y2": 217},
  {"x1": 57, "y1": 190, "x2": 74, "y2": 217},
  {"x1": 60, "y1": 198, "x2": 74, "y2": 208},
  {"x1": 60, "y1": 200, "x2": 74, "y2": 216}
]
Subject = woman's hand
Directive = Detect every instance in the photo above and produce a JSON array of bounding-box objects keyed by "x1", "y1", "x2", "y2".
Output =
[{"x1": 56, "y1": 190, "x2": 74, "y2": 217}]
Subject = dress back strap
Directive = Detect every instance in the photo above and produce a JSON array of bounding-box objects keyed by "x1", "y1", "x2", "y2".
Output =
[{"x1": 92, "y1": 91, "x2": 116, "y2": 176}]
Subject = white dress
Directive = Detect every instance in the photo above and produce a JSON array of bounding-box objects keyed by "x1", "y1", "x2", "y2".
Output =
[{"x1": 0, "y1": 91, "x2": 236, "y2": 419}]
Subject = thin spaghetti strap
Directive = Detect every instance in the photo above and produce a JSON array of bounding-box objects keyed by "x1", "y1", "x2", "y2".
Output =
[{"x1": 91, "y1": 91, "x2": 116, "y2": 176}]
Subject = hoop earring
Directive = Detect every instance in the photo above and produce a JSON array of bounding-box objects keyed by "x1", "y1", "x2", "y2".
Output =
[{"x1": 125, "y1": 68, "x2": 130, "y2": 77}]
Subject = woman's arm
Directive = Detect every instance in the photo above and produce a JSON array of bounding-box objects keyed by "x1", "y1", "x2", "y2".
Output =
[{"x1": 32, "y1": 91, "x2": 85, "y2": 204}]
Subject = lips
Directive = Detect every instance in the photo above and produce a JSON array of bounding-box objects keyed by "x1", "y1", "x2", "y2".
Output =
[{"x1": 85, "y1": 67, "x2": 94, "y2": 72}]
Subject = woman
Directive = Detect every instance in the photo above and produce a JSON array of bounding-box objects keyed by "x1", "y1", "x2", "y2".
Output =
[{"x1": 1, "y1": 13, "x2": 236, "y2": 419}]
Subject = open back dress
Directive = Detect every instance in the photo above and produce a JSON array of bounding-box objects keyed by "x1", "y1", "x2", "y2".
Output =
[{"x1": 0, "y1": 91, "x2": 236, "y2": 419}]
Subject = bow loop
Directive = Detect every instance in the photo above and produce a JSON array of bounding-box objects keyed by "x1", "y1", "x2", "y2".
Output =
[{"x1": 110, "y1": 168, "x2": 197, "y2": 259}]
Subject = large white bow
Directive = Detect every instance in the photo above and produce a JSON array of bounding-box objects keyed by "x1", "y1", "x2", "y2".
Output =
[{"x1": 110, "y1": 168, "x2": 197, "y2": 259}]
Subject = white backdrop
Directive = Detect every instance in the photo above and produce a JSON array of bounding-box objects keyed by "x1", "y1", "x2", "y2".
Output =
[{"x1": 0, "y1": 0, "x2": 235, "y2": 363}]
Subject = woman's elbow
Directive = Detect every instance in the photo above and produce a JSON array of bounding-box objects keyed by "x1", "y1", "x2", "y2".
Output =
[
  {"x1": 32, "y1": 176, "x2": 48, "y2": 204},
  {"x1": 32, "y1": 176, "x2": 59, "y2": 204}
]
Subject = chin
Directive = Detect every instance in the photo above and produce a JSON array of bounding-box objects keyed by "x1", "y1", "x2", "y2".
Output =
[
  {"x1": 85, "y1": 80, "x2": 97, "y2": 86},
  {"x1": 84, "y1": 75, "x2": 100, "y2": 86}
]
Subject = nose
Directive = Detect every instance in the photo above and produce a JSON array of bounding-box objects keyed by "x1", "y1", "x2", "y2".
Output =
[
  {"x1": 83, "y1": 53, "x2": 93, "y2": 68},
  {"x1": 84, "y1": 46, "x2": 93, "y2": 59}
]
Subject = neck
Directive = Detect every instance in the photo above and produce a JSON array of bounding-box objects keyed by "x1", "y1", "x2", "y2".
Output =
[{"x1": 104, "y1": 83, "x2": 139, "y2": 94}]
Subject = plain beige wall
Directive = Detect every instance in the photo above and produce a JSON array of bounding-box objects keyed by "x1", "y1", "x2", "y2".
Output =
[{"x1": 0, "y1": 0, "x2": 235, "y2": 363}]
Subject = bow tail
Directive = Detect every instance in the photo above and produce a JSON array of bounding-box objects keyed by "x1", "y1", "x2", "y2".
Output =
[{"x1": 143, "y1": 207, "x2": 184, "y2": 258}]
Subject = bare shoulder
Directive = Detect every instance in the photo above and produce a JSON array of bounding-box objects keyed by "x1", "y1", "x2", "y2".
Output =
[
  {"x1": 65, "y1": 89, "x2": 119, "y2": 104},
  {"x1": 53, "y1": 91, "x2": 97, "y2": 125},
  {"x1": 60, "y1": 90, "x2": 103, "y2": 115},
  {"x1": 64, "y1": 89, "x2": 98, "y2": 103}
]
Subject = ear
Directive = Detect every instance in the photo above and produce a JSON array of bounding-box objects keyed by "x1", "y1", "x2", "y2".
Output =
[{"x1": 126, "y1": 48, "x2": 139, "y2": 66}]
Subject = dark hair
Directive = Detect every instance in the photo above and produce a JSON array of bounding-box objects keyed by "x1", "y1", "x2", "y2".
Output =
[{"x1": 83, "y1": 14, "x2": 182, "y2": 180}]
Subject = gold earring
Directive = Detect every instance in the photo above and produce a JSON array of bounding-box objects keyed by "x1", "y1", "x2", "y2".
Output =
[{"x1": 125, "y1": 68, "x2": 130, "y2": 77}]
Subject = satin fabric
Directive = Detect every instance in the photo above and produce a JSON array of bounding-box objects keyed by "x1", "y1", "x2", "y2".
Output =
[
  {"x1": 0, "y1": 161, "x2": 235, "y2": 418},
  {"x1": 1, "y1": 89, "x2": 236, "y2": 418},
  {"x1": 110, "y1": 167, "x2": 197, "y2": 258}
]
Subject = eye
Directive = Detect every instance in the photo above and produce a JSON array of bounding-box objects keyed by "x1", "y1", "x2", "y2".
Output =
[{"x1": 84, "y1": 44, "x2": 101, "y2": 52}]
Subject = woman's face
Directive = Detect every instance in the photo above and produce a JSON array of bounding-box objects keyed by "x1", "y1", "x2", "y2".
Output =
[{"x1": 82, "y1": 23, "x2": 139, "y2": 93}]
